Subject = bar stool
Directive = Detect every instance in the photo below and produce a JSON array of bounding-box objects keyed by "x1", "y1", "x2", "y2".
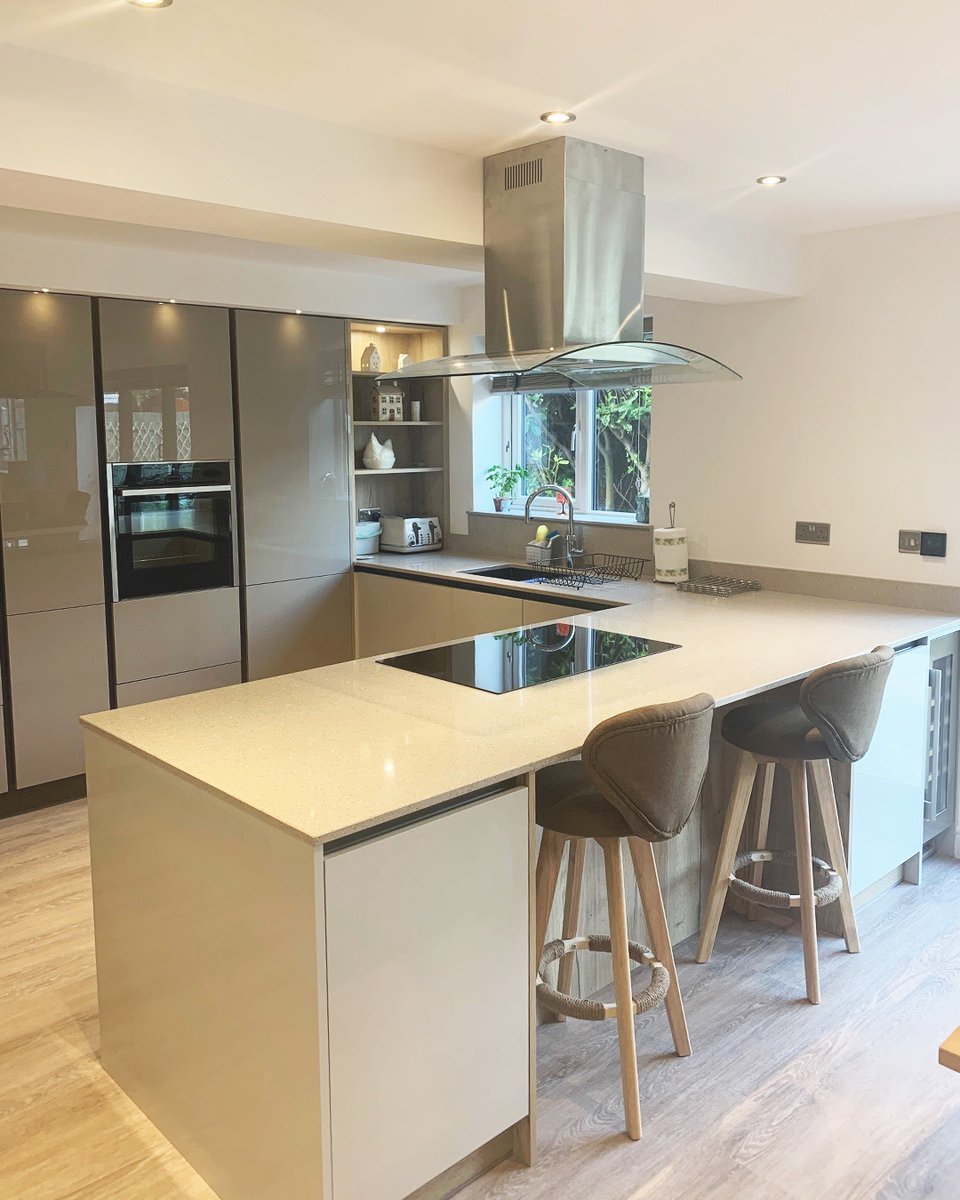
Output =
[
  {"x1": 534, "y1": 693, "x2": 714, "y2": 1140},
  {"x1": 697, "y1": 646, "x2": 894, "y2": 1004}
]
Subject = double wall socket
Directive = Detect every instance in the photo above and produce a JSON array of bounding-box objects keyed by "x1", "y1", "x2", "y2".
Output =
[{"x1": 796, "y1": 521, "x2": 830, "y2": 546}]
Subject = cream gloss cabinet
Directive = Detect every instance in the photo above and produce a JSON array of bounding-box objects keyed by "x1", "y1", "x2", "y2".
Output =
[
  {"x1": 0, "y1": 290, "x2": 110, "y2": 791},
  {"x1": 233, "y1": 310, "x2": 353, "y2": 678}
]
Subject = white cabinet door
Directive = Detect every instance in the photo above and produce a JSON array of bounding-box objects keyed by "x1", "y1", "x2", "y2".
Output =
[
  {"x1": 324, "y1": 789, "x2": 530, "y2": 1200},
  {"x1": 848, "y1": 644, "x2": 929, "y2": 894}
]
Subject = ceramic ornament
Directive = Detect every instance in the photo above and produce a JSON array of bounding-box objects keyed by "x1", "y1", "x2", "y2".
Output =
[{"x1": 362, "y1": 432, "x2": 396, "y2": 470}]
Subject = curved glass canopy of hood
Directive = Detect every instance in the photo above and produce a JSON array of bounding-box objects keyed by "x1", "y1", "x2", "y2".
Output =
[{"x1": 378, "y1": 341, "x2": 742, "y2": 390}]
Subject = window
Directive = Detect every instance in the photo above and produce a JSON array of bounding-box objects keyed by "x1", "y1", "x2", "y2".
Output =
[{"x1": 504, "y1": 387, "x2": 651, "y2": 522}]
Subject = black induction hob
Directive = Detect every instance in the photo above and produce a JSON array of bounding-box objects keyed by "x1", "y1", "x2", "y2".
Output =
[{"x1": 379, "y1": 623, "x2": 680, "y2": 695}]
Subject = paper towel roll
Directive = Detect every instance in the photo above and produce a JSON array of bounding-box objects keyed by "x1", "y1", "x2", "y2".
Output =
[{"x1": 654, "y1": 526, "x2": 689, "y2": 583}]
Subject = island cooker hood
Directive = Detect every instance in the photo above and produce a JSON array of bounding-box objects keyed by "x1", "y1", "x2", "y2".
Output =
[{"x1": 381, "y1": 136, "x2": 741, "y2": 392}]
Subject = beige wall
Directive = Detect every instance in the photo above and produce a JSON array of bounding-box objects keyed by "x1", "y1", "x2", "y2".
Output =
[{"x1": 646, "y1": 211, "x2": 960, "y2": 587}]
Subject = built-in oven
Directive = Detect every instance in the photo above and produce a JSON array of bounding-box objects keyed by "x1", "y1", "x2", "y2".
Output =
[{"x1": 107, "y1": 461, "x2": 237, "y2": 602}]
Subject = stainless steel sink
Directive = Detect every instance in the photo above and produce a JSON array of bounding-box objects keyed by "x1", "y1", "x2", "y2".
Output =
[{"x1": 460, "y1": 564, "x2": 547, "y2": 583}]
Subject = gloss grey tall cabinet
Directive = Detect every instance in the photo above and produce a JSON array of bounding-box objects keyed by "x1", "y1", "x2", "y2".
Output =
[
  {"x1": 233, "y1": 310, "x2": 354, "y2": 678},
  {"x1": 0, "y1": 290, "x2": 110, "y2": 791}
]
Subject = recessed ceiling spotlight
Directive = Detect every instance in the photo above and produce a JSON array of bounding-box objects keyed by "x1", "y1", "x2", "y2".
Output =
[
  {"x1": 168, "y1": 299, "x2": 177, "y2": 304},
  {"x1": 127, "y1": 0, "x2": 173, "y2": 8},
  {"x1": 41, "y1": 287, "x2": 50, "y2": 293},
  {"x1": 375, "y1": 325, "x2": 387, "y2": 333},
  {"x1": 756, "y1": 175, "x2": 787, "y2": 187},
  {"x1": 540, "y1": 110, "x2": 576, "y2": 125},
  {"x1": 295, "y1": 308, "x2": 303, "y2": 314}
]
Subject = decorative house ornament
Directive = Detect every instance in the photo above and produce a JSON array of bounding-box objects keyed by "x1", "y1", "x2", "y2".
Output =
[
  {"x1": 360, "y1": 342, "x2": 382, "y2": 372},
  {"x1": 362, "y1": 432, "x2": 396, "y2": 470},
  {"x1": 397, "y1": 353, "x2": 410, "y2": 371},
  {"x1": 371, "y1": 382, "x2": 404, "y2": 422}
]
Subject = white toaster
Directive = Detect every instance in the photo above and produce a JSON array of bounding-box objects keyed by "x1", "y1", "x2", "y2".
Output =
[{"x1": 380, "y1": 516, "x2": 443, "y2": 553}]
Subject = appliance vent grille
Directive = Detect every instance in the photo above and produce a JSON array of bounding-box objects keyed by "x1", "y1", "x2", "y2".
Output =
[{"x1": 504, "y1": 158, "x2": 544, "y2": 191}]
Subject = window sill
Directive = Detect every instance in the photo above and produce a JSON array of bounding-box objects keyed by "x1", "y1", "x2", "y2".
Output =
[{"x1": 468, "y1": 509, "x2": 652, "y2": 531}]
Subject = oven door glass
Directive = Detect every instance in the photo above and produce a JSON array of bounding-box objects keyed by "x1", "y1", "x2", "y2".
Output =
[{"x1": 113, "y1": 490, "x2": 234, "y2": 600}]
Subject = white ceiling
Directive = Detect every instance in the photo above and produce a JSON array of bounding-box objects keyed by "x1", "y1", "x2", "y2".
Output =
[{"x1": 2, "y1": 0, "x2": 960, "y2": 235}]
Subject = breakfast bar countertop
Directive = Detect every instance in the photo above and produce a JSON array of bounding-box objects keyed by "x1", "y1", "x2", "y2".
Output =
[{"x1": 81, "y1": 553, "x2": 959, "y2": 844}]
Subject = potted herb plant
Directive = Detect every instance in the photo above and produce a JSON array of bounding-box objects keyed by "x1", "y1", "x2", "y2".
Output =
[{"x1": 483, "y1": 464, "x2": 528, "y2": 512}]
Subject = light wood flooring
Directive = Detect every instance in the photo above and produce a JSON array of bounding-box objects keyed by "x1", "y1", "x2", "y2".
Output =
[{"x1": 3, "y1": 802, "x2": 960, "y2": 1200}]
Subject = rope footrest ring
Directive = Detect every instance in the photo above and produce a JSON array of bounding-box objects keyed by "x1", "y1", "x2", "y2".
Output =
[
  {"x1": 728, "y1": 849, "x2": 843, "y2": 910},
  {"x1": 536, "y1": 934, "x2": 670, "y2": 1022}
]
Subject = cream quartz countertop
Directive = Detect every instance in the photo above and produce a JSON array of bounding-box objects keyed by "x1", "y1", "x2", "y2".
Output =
[{"x1": 81, "y1": 553, "x2": 960, "y2": 845}]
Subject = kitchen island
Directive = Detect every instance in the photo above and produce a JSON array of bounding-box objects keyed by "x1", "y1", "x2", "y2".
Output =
[{"x1": 82, "y1": 567, "x2": 959, "y2": 1200}]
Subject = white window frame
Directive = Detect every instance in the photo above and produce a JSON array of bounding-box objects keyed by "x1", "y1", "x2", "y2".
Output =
[{"x1": 502, "y1": 390, "x2": 644, "y2": 523}]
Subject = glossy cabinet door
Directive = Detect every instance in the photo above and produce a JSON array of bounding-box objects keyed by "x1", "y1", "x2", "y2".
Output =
[
  {"x1": 355, "y1": 571, "x2": 438, "y2": 657},
  {"x1": 113, "y1": 589, "x2": 241, "y2": 684},
  {"x1": 99, "y1": 299, "x2": 233, "y2": 463},
  {"x1": 116, "y1": 662, "x2": 242, "y2": 708},
  {"x1": 9, "y1": 606, "x2": 110, "y2": 787},
  {"x1": 245, "y1": 574, "x2": 353, "y2": 680},
  {"x1": 0, "y1": 290, "x2": 104, "y2": 613},
  {"x1": 325, "y1": 788, "x2": 529, "y2": 1200},
  {"x1": 848, "y1": 643, "x2": 928, "y2": 894},
  {"x1": 234, "y1": 310, "x2": 350, "y2": 584}
]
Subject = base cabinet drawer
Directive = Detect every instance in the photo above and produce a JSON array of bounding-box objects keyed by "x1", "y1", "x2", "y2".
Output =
[
  {"x1": 324, "y1": 789, "x2": 530, "y2": 1200},
  {"x1": 114, "y1": 588, "x2": 241, "y2": 684},
  {"x1": 116, "y1": 663, "x2": 241, "y2": 708},
  {"x1": 9, "y1": 606, "x2": 110, "y2": 787}
]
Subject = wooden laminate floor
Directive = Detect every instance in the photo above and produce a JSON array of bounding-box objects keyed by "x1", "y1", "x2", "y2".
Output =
[{"x1": 3, "y1": 802, "x2": 960, "y2": 1200}]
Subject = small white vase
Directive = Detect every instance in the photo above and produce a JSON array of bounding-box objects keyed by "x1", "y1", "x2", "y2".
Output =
[{"x1": 362, "y1": 432, "x2": 396, "y2": 470}]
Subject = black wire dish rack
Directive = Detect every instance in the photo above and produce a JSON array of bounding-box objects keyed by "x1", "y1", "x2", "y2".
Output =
[{"x1": 534, "y1": 553, "x2": 649, "y2": 591}]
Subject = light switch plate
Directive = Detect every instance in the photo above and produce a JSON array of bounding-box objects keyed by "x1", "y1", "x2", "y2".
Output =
[
  {"x1": 899, "y1": 529, "x2": 921, "y2": 554},
  {"x1": 796, "y1": 521, "x2": 830, "y2": 546}
]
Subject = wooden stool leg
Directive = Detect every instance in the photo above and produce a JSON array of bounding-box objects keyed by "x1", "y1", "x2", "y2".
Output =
[
  {"x1": 788, "y1": 761, "x2": 820, "y2": 1005},
  {"x1": 628, "y1": 838, "x2": 691, "y2": 1058},
  {"x1": 808, "y1": 759, "x2": 860, "y2": 954},
  {"x1": 748, "y1": 762, "x2": 776, "y2": 921},
  {"x1": 599, "y1": 837, "x2": 642, "y2": 1140},
  {"x1": 553, "y1": 837, "x2": 586, "y2": 1020},
  {"x1": 534, "y1": 829, "x2": 565, "y2": 967},
  {"x1": 697, "y1": 751, "x2": 759, "y2": 963}
]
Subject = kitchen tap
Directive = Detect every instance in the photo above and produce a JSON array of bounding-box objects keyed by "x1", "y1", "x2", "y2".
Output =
[{"x1": 524, "y1": 485, "x2": 582, "y2": 567}]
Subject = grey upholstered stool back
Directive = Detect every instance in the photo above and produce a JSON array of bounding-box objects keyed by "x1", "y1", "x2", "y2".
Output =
[
  {"x1": 799, "y1": 645, "x2": 894, "y2": 763},
  {"x1": 581, "y1": 693, "x2": 715, "y2": 843}
]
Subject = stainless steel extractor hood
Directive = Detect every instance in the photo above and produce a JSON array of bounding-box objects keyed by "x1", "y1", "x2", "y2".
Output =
[{"x1": 381, "y1": 136, "x2": 740, "y2": 390}]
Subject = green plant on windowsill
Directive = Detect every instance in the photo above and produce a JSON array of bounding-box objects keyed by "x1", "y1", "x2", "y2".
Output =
[{"x1": 484, "y1": 464, "x2": 528, "y2": 512}]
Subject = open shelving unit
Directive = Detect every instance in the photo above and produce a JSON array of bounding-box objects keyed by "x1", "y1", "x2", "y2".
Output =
[{"x1": 349, "y1": 320, "x2": 449, "y2": 531}]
